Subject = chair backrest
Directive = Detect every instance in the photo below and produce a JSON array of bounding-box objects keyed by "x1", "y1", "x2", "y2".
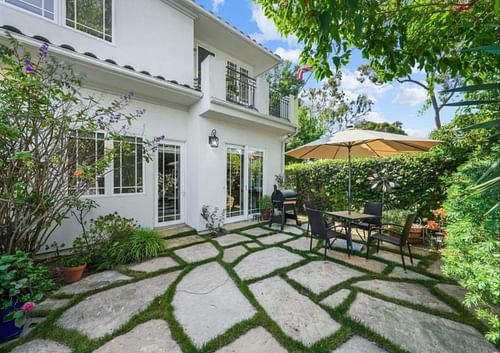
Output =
[
  {"x1": 400, "y1": 213, "x2": 417, "y2": 244},
  {"x1": 306, "y1": 208, "x2": 327, "y2": 240},
  {"x1": 363, "y1": 201, "x2": 383, "y2": 226},
  {"x1": 304, "y1": 200, "x2": 323, "y2": 211}
]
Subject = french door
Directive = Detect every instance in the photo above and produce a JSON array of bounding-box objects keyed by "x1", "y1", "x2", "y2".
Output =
[
  {"x1": 226, "y1": 145, "x2": 264, "y2": 221},
  {"x1": 156, "y1": 142, "x2": 185, "y2": 226}
]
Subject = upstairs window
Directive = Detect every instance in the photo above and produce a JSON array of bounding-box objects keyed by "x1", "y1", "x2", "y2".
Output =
[
  {"x1": 5, "y1": 0, "x2": 55, "y2": 20},
  {"x1": 66, "y1": 0, "x2": 112, "y2": 42}
]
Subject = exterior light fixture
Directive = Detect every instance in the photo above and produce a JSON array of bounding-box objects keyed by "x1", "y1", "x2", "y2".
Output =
[{"x1": 208, "y1": 129, "x2": 219, "y2": 148}]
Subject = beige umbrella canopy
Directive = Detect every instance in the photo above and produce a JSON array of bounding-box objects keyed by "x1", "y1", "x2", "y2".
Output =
[{"x1": 287, "y1": 128, "x2": 441, "y2": 211}]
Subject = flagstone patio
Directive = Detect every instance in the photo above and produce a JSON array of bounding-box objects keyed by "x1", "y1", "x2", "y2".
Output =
[{"x1": 3, "y1": 223, "x2": 498, "y2": 353}]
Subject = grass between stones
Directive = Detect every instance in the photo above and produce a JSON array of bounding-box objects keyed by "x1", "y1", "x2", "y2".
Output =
[{"x1": 1, "y1": 223, "x2": 497, "y2": 353}]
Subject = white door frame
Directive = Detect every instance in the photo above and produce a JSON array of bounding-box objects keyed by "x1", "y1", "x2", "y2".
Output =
[{"x1": 154, "y1": 141, "x2": 186, "y2": 227}]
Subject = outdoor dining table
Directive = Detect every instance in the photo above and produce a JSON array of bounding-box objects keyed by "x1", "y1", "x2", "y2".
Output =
[{"x1": 325, "y1": 210, "x2": 378, "y2": 256}]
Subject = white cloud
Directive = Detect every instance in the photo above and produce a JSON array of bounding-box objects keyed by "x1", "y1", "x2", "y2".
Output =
[
  {"x1": 250, "y1": 3, "x2": 297, "y2": 46},
  {"x1": 339, "y1": 69, "x2": 393, "y2": 102},
  {"x1": 274, "y1": 47, "x2": 301, "y2": 63},
  {"x1": 405, "y1": 128, "x2": 430, "y2": 139},
  {"x1": 212, "y1": 0, "x2": 224, "y2": 12},
  {"x1": 392, "y1": 86, "x2": 428, "y2": 107},
  {"x1": 364, "y1": 111, "x2": 387, "y2": 123}
]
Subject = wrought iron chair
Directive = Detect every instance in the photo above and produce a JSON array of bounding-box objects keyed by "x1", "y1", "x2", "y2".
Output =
[
  {"x1": 306, "y1": 208, "x2": 347, "y2": 258},
  {"x1": 354, "y1": 201, "x2": 383, "y2": 242},
  {"x1": 366, "y1": 213, "x2": 417, "y2": 271}
]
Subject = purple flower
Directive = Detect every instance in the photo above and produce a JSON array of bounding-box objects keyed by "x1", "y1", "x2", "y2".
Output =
[
  {"x1": 38, "y1": 42, "x2": 49, "y2": 58},
  {"x1": 23, "y1": 58, "x2": 34, "y2": 75}
]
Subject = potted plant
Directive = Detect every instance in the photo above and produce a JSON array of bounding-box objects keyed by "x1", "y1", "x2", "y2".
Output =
[
  {"x1": 260, "y1": 195, "x2": 273, "y2": 220},
  {"x1": 60, "y1": 253, "x2": 88, "y2": 284},
  {"x1": 1, "y1": 251, "x2": 55, "y2": 342}
]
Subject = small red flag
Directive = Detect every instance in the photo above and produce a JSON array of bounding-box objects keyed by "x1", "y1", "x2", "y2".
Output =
[{"x1": 297, "y1": 66, "x2": 312, "y2": 80}]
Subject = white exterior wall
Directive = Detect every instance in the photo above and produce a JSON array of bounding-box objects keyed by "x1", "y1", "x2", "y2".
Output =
[{"x1": 0, "y1": 0, "x2": 195, "y2": 84}]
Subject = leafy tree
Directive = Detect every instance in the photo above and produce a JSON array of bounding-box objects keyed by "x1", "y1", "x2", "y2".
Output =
[
  {"x1": 304, "y1": 71, "x2": 373, "y2": 133},
  {"x1": 266, "y1": 60, "x2": 303, "y2": 97},
  {"x1": 256, "y1": 0, "x2": 500, "y2": 82},
  {"x1": 0, "y1": 36, "x2": 160, "y2": 255},
  {"x1": 286, "y1": 106, "x2": 326, "y2": 151},
  {"x1": 355, "y1": 120, "x2": 406, "y2": 135}
]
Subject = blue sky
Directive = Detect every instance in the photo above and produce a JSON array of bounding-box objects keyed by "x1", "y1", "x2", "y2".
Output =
[{"x1": 197, "y1": 0, "x2": 457, "y2": 138}]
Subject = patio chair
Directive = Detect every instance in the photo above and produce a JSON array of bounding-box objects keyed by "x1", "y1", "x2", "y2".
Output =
[
  {"x1": 366, "y1": 213, "x2": 417, "y2": 271},
  {"x1": 306, "y1": 208, "x2": 347, "y2": 259},
  {"x1": 354, "y1": 201, "x2": 383, "y2": 241}
]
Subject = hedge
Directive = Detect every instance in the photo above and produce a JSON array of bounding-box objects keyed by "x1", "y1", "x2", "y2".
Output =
[{"x1": 284, "y1": 150, "x2": 460, "y2": 217}]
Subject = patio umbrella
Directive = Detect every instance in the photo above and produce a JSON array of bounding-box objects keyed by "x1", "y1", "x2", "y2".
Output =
[{"x1": 286, "y1": 128, "x2": 441, "y2": 212}]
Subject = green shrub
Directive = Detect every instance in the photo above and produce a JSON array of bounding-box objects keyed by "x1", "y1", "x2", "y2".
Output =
[{"x1": 442, "y1": 154, "x2": 500, "y2": 342}]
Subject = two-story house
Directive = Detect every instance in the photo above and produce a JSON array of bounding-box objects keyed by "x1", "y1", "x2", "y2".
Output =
[{"x1": 0, "y1": 0, "x2": 297, "y2": 248}]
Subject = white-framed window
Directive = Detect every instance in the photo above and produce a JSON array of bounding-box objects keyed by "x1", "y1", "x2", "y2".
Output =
[
  {"x1": 69, "y1": 131, "x2": 106, "y2": 195},
  {"x1": 65, "y1": 0, "x2": 113, "y2": 42},
  {"x1": 113, "y1": 136, "x2": 144, "y2": 194},
  {"x1": 4, "y1": 0, "x2": 55, "y2": 20}
]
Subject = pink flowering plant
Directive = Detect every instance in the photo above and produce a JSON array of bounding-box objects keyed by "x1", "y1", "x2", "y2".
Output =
[{"x1": 0, "y1": 251, "x2": 55, "y2": 327}]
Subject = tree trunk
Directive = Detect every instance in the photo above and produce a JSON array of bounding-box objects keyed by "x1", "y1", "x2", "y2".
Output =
[{"x1": 430, "y1": 93, "x2": 442, "y2": 129}]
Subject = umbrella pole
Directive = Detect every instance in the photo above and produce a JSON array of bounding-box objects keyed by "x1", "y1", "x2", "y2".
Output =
[{"x1": 348, "y1": 145, "x2": 352, "y2": 214}]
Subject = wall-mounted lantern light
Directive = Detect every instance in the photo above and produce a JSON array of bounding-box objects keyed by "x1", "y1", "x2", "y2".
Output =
[{"x1": 208, "y1": 129, "x2": 219, "y2": 148}]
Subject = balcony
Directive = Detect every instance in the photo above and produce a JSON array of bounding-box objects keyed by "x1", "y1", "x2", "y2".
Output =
[
  {"x1": 225, "y1": 65, "x2": 256, "y2": 109},
  {"x1": 269, "y1": 89, "x2": 290, "y2": 121}
]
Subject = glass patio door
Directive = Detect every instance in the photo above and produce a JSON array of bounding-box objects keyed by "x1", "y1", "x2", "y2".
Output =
[
  {"x1": 157, "y1": 143, "x2": 184, "y2": 225},
  {"x1": 226, "y1": 146, "x2": 264, "y2": 220}
]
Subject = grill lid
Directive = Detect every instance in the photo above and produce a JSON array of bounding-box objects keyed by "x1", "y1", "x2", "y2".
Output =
[{"x1": 272, "y1": 185, "x2": 297, "y2": 201}]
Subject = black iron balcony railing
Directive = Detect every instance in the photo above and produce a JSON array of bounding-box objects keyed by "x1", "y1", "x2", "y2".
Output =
[
  {"x1": 226, "y1": 66, "x2": 256, "y2": 109},
  {"x1": 269, "y1": 89, "x2": 290, "y2": 120}
]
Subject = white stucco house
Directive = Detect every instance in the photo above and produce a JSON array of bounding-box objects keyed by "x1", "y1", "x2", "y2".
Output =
[{"x1": 0, "y1": 0, "x2": 297, "y2": 247}]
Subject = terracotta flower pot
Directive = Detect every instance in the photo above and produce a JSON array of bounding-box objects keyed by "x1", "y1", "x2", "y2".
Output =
[
  {"x1": 261, "y1": 210, "x2": 270, "y2": 220},
  {"x1": 62, "y1": 264, "x2": 86, "y2": 284}
]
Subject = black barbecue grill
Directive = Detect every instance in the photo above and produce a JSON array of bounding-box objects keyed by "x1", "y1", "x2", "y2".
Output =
[{"x1": 269, "y1": 185, "x2": 300, "y2": 230}]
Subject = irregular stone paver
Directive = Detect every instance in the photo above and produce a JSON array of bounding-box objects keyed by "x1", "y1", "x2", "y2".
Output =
[
  {"x1": 250, "y1": 276, "x2": 340, "y2": 346},
  {"x1": 214, "y1": 233, "x2": 252, "y2": 247},
  {"x1": 235, "y1": 247, "x2": 303, "y2": 280},
  {"x1": 373, "y1": 250, "x2": 420, "y2": 266},
  {"x1": 284, "y1": 236, "x2": 318, "y2": 251},
  {"x1": 215, "y1": 327, "x2": 287, "y2": 353},
  {"x1": 383, "y1": 242, "x2": 430, "y2": 257},
  {"x1": 325, "y1": 249, "x2": 387, "y2": 273},
  {"x1": 33, "y1": 298, "x2": 70, "y2": 314},
  {"x1": 127, "y1": 257, "x2": 178, "y2": 273},
  {"x1": 435, "y1": 283, "x2": 466, "y2": 303},
  {"x1": 288, "y1": 261, "x2": 363, "y2": 294},
  {"x1": 245, "y1": 242, "x2": 261, "y2": 249},
  {"x1": 259, "y1": 233, "x2": 294, "y2": 245},
  {"x1": 427, "y1": 259, "x2": 444, "y2": 276},
  {"x1": 164, "y1": 235, "x2": 204, "y2": 249},
  {"x1": 267, "y1": 224, "x2": 303, "y2": 235},
  {"x1": 332, "y1": 335, "x2": 388, "y2": 353},
  {"x1": 241, "y1": 227, "x2": 273, "y2": 237},
  {"x1": 389, "y1": 266, "x2": 433, "y2": 281},
  {"x1": 223, "y1": 245, "x2": 248, "y2": 263},
  {"x1": 174, "y1": 242, "x2": 219, "y2": 263},
  {"x1": 353, "y1": 280, "x2": 453, "y2": 312},
  {"x1": 348, "y1": 293, "x2": 498, "y2": 353},
  {"x1": 321, "y1": 289, "x2": 351, "y2": 309},
  {"x1": 331, "y1": 239, "x2": 364, "y2": 252},
  {"x1": 56, "y1": 271, "x2": 131, "y2": 295},
  {"x1": 92, "y1": 320, "x2": 181, "y2": 353},
  {"x1": 9, "y1": 339, "x2": 70, "y2": 353},
  {"x1": 57, "y1": 271, "x2": 179, "y2": 339},
  {"x1": 173, "y1": 262, "x2": 256, "y2": 348}
]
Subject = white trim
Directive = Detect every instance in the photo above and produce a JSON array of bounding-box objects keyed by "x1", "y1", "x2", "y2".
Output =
[
  {"x1": 1, "y1": 0, "x2": 57, "y2": 22},
  {"x1": 111, "y1": 135, "x2": 146, "y2": 195}
]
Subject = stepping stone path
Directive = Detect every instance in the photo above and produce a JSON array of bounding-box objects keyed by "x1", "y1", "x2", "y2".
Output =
[
  {"x1": 353, "y1": 279, "x2": 453, "y2": 312},
  {"x1": 173, "y1": 262, "x2": 256, "y2": 348},
  {"x1": 348, "y1": 293, "x2": 498, "y2": 353},
  {"x1": 222, "y1": 245, "x2": 247, "y2": 263},
  {"x1": 284, "y1": 236, "x2": 318, "y2": 251},
  {"x1": 57, "y1": 271, "x2": 179, "y2": 339},
  {"x1": 92, "y1": 320, "x2": 181, "y2": 353},
  {"x1": 174, "y1": 242, "x2": 219, "y2": 263},
  {"x1": 9, "y1": 339, "x2": 70, "y2": 353},
  {"x1": 234, "y1": 247, "x2": 303, "y2": 280},
  {"x1": 214, "y1": 233, "x2": 252, "y2": 247},
  {"x1": 427, "y1": 259, "x2": 444, "y2": 276},
  {"x1": 321, "y1": 289, "x2": 351, "y2": 309},
  {"x1": 373, "y1": 250, "x2": 420, "y2": 266},
  {"x1": 388, "y1": 266, "x2": 433, "y2": 281},
  {"x1": 250, "y1": 276, "x2": 341, "y2": 346},
  {"x1": 325, "y1": 249, "x2": 387, "y2": 273},
  {"x1": 241, "y1": 227, "x2": 273, "y2": 237},
  {"x1": 331, "y1": 239, "x2": 364, "y2": 252},
  {"x1": 259, "y1": 233, "x2": 294, "y2": 245},
  {"x1": 435, "y1": 283, "x2": 466, "y2": 303},
  {"x1": 245, "y1": 242, "x2": 260, "y2": 249},
  {"x1": 332, "y1": 335, "x2": 388, "y2": 353},
  {"x1": 267, "y1": 224, "x2": 304, "y2": 235},
  {"x1": 33, "y1": 298, "x2": 70, "y2": 314},
  {"x1": 288, "y1": 261, "x2": 363, "y2": 294},
  {"x1": 56, "y1": 270, "x2": 131, "y2": 295},
  {"x1": 215, "y1": 327, "x2": 287, "y2": 353},
  {"x1": 164, "y1": 235, "x2": 204, "y2": 249},
  {"x1": 127, "y1": 256, "x2": 178, "y2": 273}
]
